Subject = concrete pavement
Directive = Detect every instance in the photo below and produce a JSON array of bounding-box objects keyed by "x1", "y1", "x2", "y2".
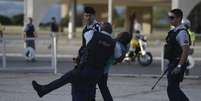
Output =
[
  {"x1": 1, "y1": 34, "x2": 201, "y2": 101},
  {"x1": 0, "y1": 73, "x2": 201, "y2": 101}
]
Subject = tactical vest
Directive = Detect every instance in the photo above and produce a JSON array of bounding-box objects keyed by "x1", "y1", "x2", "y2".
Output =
[
  {"x1": 79, "y1": 31, "x2": 115, "y2": 69},
  {"x1": 82, "y1": 23, "x2": 101, "y2": 47},
  {"x1": 164, "y1": 28, "x2": 191, "y2": 62},
  {"x1": 25, "y1": 24, "x2": 35, "y2": 37},
  {"x1": 79, "y1": 23, "x2": 101, "y2": 57}
]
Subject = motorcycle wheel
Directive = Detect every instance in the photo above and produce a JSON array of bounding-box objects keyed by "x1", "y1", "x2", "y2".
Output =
[{"x1": 137, "y1": 52, "x2": 153, "y2": 66}]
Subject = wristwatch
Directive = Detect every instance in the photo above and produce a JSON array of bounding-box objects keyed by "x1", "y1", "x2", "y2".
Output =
[{"x1": 177, "y1": 64, "x2": 182, "y2": 68}]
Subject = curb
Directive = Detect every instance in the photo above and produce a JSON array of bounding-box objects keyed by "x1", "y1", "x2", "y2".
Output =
[{"x1": 109, "y1": 73, "x2": 201, "y2": 80}]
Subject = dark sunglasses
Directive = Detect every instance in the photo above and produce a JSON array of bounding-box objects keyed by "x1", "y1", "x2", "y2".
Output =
[{"x1": 168, "y1": 16, "x2": 176, "y2": 20}]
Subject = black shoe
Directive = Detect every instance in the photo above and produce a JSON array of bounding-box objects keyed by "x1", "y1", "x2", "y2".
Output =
[{"x1": 32, "y1": 80, "x2": 44, "y2": 98}]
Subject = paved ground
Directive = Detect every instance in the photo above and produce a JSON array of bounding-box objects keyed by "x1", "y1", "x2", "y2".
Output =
[
  {"x1": 1, "y1": 34, "x2": 201, "y2": 76},
  {"x1": 1, "y1": 34, "x2": 201, "y2": 101},
  {"x1": 0, "y1": 73, "x2": 201, "y2": 101}
]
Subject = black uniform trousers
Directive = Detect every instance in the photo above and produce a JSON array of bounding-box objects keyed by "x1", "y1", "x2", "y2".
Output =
[
  {"x1": 72, "y1": 66, "x2": 104, "y2": 101},
  {"x1": 96, "y1": 73, "x2": 113, "y2": 101},
  {"x1": 40, "y1": 65, "x2": 103, "y2": 101},
  {"x1": 167, "y1": 61, "x2": 189, "y2": 101}
]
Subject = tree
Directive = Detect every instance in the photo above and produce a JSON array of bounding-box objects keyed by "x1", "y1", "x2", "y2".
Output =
[
  {"x1": 60, "y1": 15, "x2": 69, "y2": 27},
  {"x1": 0, "y1": 15, "x2": 12, "y2": 25},
  {"x1": 12, "y1": 14, "x2": 24, "y2": 25}
]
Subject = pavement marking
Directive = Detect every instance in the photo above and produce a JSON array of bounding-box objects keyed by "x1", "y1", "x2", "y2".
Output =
[
  {"x1": 109, "y1": 73, "x2": 201, "y2": 79},
  {"x1": 153, "y1": 57, "x2": 201, "y2": 61}
]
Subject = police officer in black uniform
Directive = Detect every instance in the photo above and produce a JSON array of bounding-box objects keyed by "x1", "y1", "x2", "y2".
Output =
[
  {"x1": 32, "y1": 21, "x2": 116, "y2": 101},
  {"x1": 76, "y1": 7, "x2": 115, "y2": 101},
  {"x1": 76, "y1": 6, "x2": 101, "y2": 63},
  {"x1": 72, "y1": 22, "x2": 116, "y2": 101},
  {"x1": 165, "y1": 8, "x2": 190, "y2": 101},
  {"x1": 95, "y1": 31, "x2": 131, "y2": 101}
]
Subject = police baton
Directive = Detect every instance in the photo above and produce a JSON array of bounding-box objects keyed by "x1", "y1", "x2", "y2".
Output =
[{"x1": 151, "y1": 68, "x2": 168, "y2": 90}]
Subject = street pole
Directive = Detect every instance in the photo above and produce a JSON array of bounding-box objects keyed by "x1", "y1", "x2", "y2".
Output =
[
  {"x1": 51, "y1": 33, "x2": 57, "y2": 74},
  {"x1": 108, "y1": 0, "x2": 112, "y2": 24}
]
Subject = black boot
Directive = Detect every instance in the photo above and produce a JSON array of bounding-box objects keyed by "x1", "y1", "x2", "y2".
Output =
[
  {"x1": 32, "y1": 72, "x2": 73, "y2": 98},
  {"x1": 32, "y1": 80, "x2": 46, "y2": 98}
]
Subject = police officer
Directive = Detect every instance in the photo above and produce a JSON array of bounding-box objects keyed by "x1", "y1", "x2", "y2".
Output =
[
  {"x1": 32, "y1": 22, "x2": 116, "y2": 101},
  {"x1": 76, "y1": 7, "x2": 115, "y2": 101},
  {"x1": 96, "y1": 31, "x2": 131, "y2": 101},
  {"x1": 165, "y1": 9, "x2": 190, "y2": 101},
  {"x1": 72, "y1": 22, "x2": 116, "y2": 101},
  {"x1": 76, "y1": 6, "x2": 101, "y2": 63}
]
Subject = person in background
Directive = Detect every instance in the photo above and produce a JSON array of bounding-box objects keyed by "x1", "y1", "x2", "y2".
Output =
[
  {"x1": 23, "y1": 17, "x2": 37, "y2": 61},
  {"x1": 48, "y1": 17, "x2": 59, "y2": 49}
]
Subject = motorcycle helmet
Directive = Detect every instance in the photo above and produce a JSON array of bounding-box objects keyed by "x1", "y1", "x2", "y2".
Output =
[{"x1": 182, "y1": 18, "x2": 191, "y2": 28}]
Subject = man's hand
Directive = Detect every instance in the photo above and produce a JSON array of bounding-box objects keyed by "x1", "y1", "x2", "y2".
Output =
[{"x1": 171, "y1": 65, "x2": 182, "y2": 75}]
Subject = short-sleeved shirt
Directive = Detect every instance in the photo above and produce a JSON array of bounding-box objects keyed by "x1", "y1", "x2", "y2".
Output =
[{"x1": 172, "y1": 24, "x2": 190, "y2": 46}]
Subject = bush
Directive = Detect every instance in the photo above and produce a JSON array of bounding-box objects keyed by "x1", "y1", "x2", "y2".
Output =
[
  {"x1": 0, "y1": 15, "x2": 12, "y2": 25},
  {"x1": 12, "y1": 14, "x2": 24, "y2": 25},
  {"x1": 60, "y1": 15, "x2": 69, "y2": 27}
]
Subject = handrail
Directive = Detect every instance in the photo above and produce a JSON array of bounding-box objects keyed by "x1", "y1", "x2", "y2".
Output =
[{"x1": 0, "y1": 33, "x2": 57, "y2": 74}]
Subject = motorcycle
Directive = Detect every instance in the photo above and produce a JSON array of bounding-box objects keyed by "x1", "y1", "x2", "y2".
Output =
[{"x1": 123, "y1": 34, "x2": 153, "y2": 66}]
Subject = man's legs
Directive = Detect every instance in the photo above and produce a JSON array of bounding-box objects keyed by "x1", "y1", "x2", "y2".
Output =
[
  {"x1": 167, "y1": 70, "x2": 189, "y2": 101},
  {"x1": 71, "y1": 67, "x2": 103, "y2": 101},
  {"x1": 32, "y1": 70, "x2": 75, "y2": 97},
  {"x1": 98, "y1": 73, "x2": 113, "y2": 101},
  {"x1": 72, "y1": 81, "x2": 96, "y2": 101}
]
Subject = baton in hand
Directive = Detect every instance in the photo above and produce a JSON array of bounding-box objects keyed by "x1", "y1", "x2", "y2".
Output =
[{"x1": 151, "y1": 68, "x2": 168, "y2": 90}]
